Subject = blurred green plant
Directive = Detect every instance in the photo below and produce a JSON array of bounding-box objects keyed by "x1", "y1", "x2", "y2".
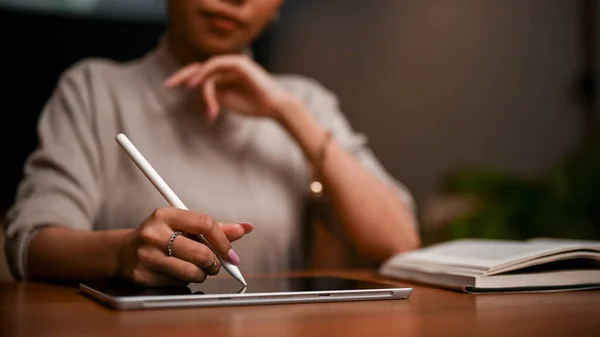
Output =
[{"x1": 440, "y1": 133, "x2": 600, "y2": 241}]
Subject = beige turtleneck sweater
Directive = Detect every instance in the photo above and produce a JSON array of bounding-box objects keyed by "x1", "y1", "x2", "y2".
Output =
[{"x1": 4, "y1": 38, "x2": 415, "y2": 281}]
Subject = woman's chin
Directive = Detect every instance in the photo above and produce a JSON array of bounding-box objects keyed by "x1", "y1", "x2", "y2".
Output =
[{"x1": 193, "y1": 37, "x2": 246, "y2": 57}]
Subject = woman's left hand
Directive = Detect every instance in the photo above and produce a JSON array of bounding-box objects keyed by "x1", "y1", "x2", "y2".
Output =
[{"x1": 164, "y1": 55, "x2": 295, "y2": 122}]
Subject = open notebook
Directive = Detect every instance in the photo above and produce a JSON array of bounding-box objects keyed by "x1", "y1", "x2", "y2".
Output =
[{"x1": 379, "y1": 238, "x2": 600, "y2": 293}]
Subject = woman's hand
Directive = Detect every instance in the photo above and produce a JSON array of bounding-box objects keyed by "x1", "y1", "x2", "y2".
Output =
[
  {"x1": 164, "y1": 55, "x2": 296, "y2": 122},
  {"x1": 117, "y1": 207, "x2": 253, "y2": 287}
]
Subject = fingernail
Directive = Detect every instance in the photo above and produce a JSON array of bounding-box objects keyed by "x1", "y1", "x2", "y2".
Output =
[
  {"x1": 227, "y1": 249, "x2": 241, "y2": 266},
  {"x1": 239, "y1": 222, "x2": 254, "y2": 233}
]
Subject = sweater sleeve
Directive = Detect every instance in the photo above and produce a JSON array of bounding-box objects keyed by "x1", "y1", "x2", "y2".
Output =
[{"x1": 4, "y1": 62, "x2": 104, "y2": 280}]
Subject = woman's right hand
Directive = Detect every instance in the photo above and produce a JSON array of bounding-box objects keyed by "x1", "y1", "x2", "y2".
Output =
[{"x1": 116, "y1": 207, "x2": 253, "y2": 287}]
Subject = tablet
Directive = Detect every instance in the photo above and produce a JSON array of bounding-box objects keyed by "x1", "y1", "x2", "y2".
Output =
[{"x1": 80, "y1": 275, "x2": 413, "y2": 310}]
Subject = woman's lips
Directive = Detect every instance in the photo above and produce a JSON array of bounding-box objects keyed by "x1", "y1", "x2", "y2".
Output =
[{"x1": 203, "y1": 12, "x2": 243, "y2": 32}]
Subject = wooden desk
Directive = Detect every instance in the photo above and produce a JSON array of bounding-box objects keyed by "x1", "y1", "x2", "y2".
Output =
[{"x1": 1, "y1": 270, "x2": 599, "y2": 337}]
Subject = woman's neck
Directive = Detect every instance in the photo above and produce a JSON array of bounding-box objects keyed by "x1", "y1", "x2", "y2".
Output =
[{"x1": 165, "y1": 30, "x2": 211, "y2": 66}]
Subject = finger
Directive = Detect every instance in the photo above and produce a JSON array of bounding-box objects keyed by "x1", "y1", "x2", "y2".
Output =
[
  {"x1": 156, "y1": 255, "x2": 208, "y2": 284},
  {"x1": 196, "y1": 71, "x2": 238, "y2": 122},
  {"x1": 221, "y1": 222, "x2": 254, "y2": 242},
  {"x1": 197, "y1": 72, "x2": 239, "y2": 122},
  {"x1": 131, "y1": 267, "x2": 188, "y2": 288},
  {"x1": 202, "y1": 253, "x2": 222, "y2": 276},
  {"x1": 203, "y1": 259, "x2": 221, "y2": 276},
  {"x1": 137, "y1": 244, "x2": 208, "y2": 283},
  {"x1": 164, "y1": 63, "x2": 202, "y2": 87},
  {"x1": 170, "y1": 235, "x2": 221, "y2": 274},
  {"x1": 138, "y1": 219, "x2": 250, "y2": 257},
  {"x1": 184, "y1": 56, "x2": 251, "y2": 89},
  {"x1": 189, "y1": 67, "x2": 237, "y2": 88},
  {"x1": 151, "y1": 208, "x2": 236, "y2": 264},
  {"x1": 202, "y1": 76, "x2": 219, "y2": 121}
]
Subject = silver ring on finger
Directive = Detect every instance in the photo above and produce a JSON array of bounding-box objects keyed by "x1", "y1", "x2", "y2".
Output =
[{"x1": 167, "y1": 231, "x2": 184, "y2": 257}]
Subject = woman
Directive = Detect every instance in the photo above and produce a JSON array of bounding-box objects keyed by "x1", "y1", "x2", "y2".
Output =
[{"x1": 4, "y1": 0, "x2": 420, "y2": 286}]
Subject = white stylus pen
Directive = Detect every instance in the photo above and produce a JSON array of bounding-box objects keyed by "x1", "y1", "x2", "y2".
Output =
[{"x1": 116, "y1": 133, "x2": 247, "y2": 287}]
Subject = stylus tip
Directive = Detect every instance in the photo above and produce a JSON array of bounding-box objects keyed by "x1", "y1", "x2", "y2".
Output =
[{"x1": 238, "y1": 275, "x2": 247, "y2": 287}]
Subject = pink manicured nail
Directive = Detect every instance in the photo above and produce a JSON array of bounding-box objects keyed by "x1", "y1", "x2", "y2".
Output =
[
  {"x1": 227, "y1": 249, "x2": 241, "y2": 266},
  {"x1": 239, "y1": 222, "x2": 254, "y2": 233}
]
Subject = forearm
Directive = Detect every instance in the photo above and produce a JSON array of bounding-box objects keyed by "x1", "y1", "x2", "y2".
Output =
[
  {"x1": 27, "y1": 226, "x2": 131, "y2": 281},
  {"x1": 318, "y1": 143, "x2": 420, "y2": 260},
  {"x1": 277, "y1": 99, "x2": 420, "y2": 261}
]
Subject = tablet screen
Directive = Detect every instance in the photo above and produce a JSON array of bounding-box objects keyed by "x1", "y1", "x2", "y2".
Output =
[{"x1": 82, "y1": 276, "x2": 398, "y2": 298}]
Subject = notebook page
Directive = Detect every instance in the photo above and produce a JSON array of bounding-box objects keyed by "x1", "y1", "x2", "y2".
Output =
[
  {"x1": 486, "y1": 240, "x2": 600, "y2": 272},
  {"x1": 394, "y1": 239, "x2": 557, "y2": 270},
  {"x1": 527, "y1": 238, "x2": 600, "y2": 247}
]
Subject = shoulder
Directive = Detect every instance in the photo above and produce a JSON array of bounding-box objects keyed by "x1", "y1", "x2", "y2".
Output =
[
  {"x1": 272, "y1": 73, "x2": 348, "y2": 132},
  {"x1": 41, "y1": 57, "x2": 146, "y2": 131},
  {"x1": 48, "y1": 57, "x2": 146, "y2": 119},
  {"x1": 273, "y1": 74, "x2": 339, "y2": 108},
  {"x1": 55, "y1": 57, "x2": 137, "y2": 91}
]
